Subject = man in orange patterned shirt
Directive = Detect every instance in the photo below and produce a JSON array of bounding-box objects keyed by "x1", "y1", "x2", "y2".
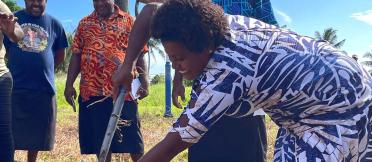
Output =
[{"x1": 64, "y1": 0, "x2": 148, "y2": 161}]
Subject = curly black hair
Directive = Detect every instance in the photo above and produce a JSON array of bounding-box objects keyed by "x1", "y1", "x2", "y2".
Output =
[{"x1": 151, "y1": 0, "x2": 227, "y2": 53}]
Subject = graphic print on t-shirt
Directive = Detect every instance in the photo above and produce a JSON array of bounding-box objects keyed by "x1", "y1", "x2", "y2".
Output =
[{"x1": 18, "y1": 23, "x2": 49, "y2": 53}]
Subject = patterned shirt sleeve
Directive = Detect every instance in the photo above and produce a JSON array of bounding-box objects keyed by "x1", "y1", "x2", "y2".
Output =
[
  {"x1": 170, "y1": 61, "x2": 253, "y2": 143},
  {"x1": 71, "y1": 19, "x2": 85, "y2": 54}
]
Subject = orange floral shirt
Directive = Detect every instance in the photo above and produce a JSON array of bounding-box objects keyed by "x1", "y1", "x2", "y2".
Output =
[{"x1": 72, "y1": 6, "x2": 148, "y2": 101}]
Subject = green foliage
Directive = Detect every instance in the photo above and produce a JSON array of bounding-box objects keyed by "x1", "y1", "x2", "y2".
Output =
[
  {"x1": 362, "y1": 50, "x2": 372, "y2": 74},
  {"x1": 148, "y1": 38, "x2": 165, "y2": 58},
  {"x1": 3, "y1": 0, "x2": 22, "y2": 12},
  {"x1": 280, "y1": 25, "x2": 287, "y2": 28},
  {"x1": 150, "y1": 75, "x2": 193, "y2": 86},
  {"x1": 315, "y1": 27, "x2": 346, "y2": 49},
  {"x1": 137, "y1": 83, "x2": 190, "y2": 114},
  {"x1": 183, "y1": 79, "x2": 193, "y2": 87},
  {"x1": 55, "y1": 32, "x2": 74, "y2": 73},
  {"x1": 55, "y1": 74, "x2": 186, "y2": 117},
  {"x1": 150, "y1": 74, "x2": 165, "y2": 85}
]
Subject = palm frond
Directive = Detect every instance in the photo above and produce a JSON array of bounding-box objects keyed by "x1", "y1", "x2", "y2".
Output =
[
  {"x1": 361, "y1": 61, "x2": 372, "y2": 66},
  {"x1": 334, "y1": 39, "x2": 346, "y2": 48},
  {"x1": 363, "y1": 52, "x2": 372, "y2": 58},
  {"x1": 315, "y1": 27, "x2": 345, "y2": 49},
  {"x1": 147, "y1": 38, "x2": 165, "y2": 58},
  {"x1": 280, "y1": 25, "x2": 287, "y2": 28},
  {"x1": 324, "y1": 28, "x2": 337, "y2": 44},
  {"x1": 315, "y1": 31, "x2": 322, "y2": 40},
  {"x1": 145, "y1": 38, "x2": 166, "y2": 77}
]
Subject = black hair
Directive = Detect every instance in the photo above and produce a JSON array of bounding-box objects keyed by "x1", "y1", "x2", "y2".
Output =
[{"x1": 151, "y1": 0, "x2": 227, "y2": 53}]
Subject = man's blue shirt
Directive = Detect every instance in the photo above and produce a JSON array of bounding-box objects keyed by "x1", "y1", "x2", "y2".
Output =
[{"x1": 4, "y1": 10, "x2": 68, "y2": 93}]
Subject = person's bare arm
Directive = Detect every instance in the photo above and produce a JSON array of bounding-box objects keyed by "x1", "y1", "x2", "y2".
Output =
[
  {"x1": 172, "y1": 71, "x2": 185, "y2": 108},
  {"x1": 54, "y1": 48, "x2": 65, "y2": 69},
  {"x1": 64, "y1": 53, "x2": 81, "y2": 109},
  {"x1": 112, "y1": 3, "x2": 160, "y2": 99},
  {"x1": 136, "y1": 53, "x2": 149, "y2": 100},
  {"x1": 139, "y1": 133, "x2": 192, "y2": 162}
]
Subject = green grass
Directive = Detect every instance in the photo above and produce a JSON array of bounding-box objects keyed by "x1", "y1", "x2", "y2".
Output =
[
  {"x1": 14, "y1": 74, "x2": 278, "y2": 162},
  {"x1": 54, "y1": 74, "x2": 187, "y2": 119}
]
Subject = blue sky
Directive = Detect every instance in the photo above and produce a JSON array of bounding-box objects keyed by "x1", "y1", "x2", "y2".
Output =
[
  {"x1": 270, "y1": 0, "x2": 372, "y2": 57},
  {"x1": 14, "y1": 0, "x2": 372, "y2": 74}
]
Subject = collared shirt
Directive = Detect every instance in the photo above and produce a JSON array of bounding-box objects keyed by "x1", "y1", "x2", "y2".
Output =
[
  {"x1": 171, "y1": 14, "x2": 372, "y2": 161},
  {"x1": 212, "y1": 0, "x2": 278, "y2": 117},
  {"x1": 0, "y1": 1, "x2": 12, "y2": 77},
  {"x1": 72, "y1": 5, "x2": 148, "y2": 101}
]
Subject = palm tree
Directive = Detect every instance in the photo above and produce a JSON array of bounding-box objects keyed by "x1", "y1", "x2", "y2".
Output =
[
  {"x1": 362, "y1": 50, "x2": 372, "y2": 74},
  {"x1": 3, "y1": 0, "x2": 22, "y2": 12},
  {"x1": 315, "y1": 28, "x2": 346, "y2": 49},
  {"x1": 146, "y1": 38, "x2": 165, "y2": 73}
]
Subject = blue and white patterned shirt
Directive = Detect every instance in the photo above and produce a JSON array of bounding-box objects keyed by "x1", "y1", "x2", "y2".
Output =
[{"x1": 171, "y1": 15, "x2": 372, "y2": 162}]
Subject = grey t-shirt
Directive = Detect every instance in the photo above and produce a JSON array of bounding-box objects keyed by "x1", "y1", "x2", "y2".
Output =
[{"x1": 0, "y1": 1, "x2": 12, "y2": 77}]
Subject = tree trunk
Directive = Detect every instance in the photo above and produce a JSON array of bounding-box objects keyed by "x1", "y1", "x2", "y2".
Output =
[{"x1": 114, "y1": 0, "x2": 129, "y2": 13}]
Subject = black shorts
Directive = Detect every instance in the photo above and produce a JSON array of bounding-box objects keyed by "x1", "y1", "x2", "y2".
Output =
[
  {"x1": 12, "y1": 89, "x2": 56, "y2": 151},
  {"x1": 189, "y1": 115, "x2": 267, "y2": 162},
  {"x1": 78, "y1": 96, "x2": 144, "y2": 154}
]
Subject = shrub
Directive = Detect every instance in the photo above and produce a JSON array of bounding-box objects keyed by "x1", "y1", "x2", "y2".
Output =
[{"x1": 151, "y1": 74, "x2": 165, "y2": 85}]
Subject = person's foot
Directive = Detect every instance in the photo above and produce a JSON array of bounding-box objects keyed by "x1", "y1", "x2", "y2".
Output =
[
  {"x1": 27, "y1": 150, "x2": 38, "y2": 162},
  {"x1": 131, "y1": 153, "x2": 144, "y2": 162}
]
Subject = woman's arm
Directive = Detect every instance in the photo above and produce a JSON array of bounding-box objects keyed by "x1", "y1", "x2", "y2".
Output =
[
  {"x1": 112, "y1": 3, "x2": 161, "y2": 99},
  {"x1": 139, "y1": 132, "x2": 192, "y2": 162}
]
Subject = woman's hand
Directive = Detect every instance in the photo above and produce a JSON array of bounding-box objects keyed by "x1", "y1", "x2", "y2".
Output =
[{"x1": 112, "y1": 64, "x2": 135, "y2": 101}]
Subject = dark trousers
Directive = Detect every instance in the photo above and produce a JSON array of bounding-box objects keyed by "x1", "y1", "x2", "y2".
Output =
[
  {"x1": 0, "y1": 72, "x2": 14, "y2": 162},
  {"x1": 189, "y1": 115, "x2": 267, "y2": 162}
]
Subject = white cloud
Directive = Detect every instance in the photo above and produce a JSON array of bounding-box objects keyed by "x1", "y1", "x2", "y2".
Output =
[
  {"x1": 274, "y1": 9, "x2": 292, "y2": 24},
  {"x1": 350, "y1": 10, "x2": 372, "y2": 26},
  {"x1": 61, "y1": 19, "x2": 73, "y2": 23}
]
